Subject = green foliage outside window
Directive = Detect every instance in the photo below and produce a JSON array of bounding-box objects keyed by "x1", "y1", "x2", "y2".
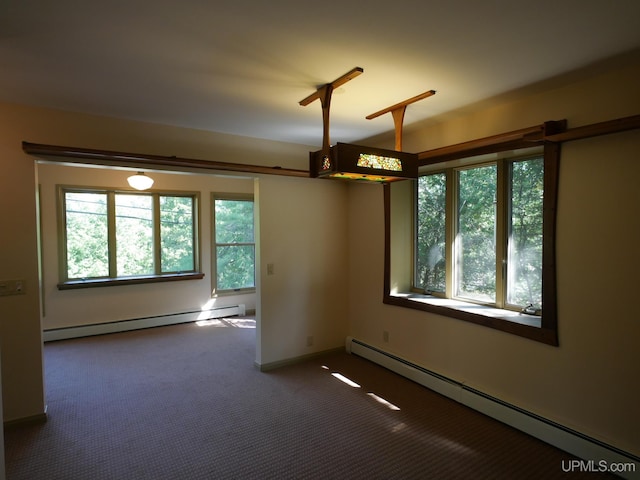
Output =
[
  {"x1": 65, "y1": 192, "x2": 109, "y2": 278},
  {"x1": 508, "y1": 158, "x2": 543, "y2": 307},
  {"x1": 214, "y1": 198, "x2": 255, "y2": 291},
  {"x1": 416, "y1": 156, "x2": 543, "y2": 310},
  {"x1": 63, "y1": 189, "x2": 197, "y2": 281},
  {"x1": 416, "y1": 173, "x2": 446, "y2": 292},
  {"x1": 457, "y1": 165, "x2": 497, "y2": 302},
  {"x1": 116, "y1": 194, "x2": 154, "y2": 276},
  {"x1": 161, "y1": 196, "x2": 195, "y2": 273}
]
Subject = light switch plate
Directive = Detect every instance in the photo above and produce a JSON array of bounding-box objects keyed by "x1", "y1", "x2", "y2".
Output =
[{"x1": 0, "y1": 279, "x2": 26, "y2": 296}]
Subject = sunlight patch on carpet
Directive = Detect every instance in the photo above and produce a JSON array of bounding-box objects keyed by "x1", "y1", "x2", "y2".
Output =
[
  {"x1": 331, "y1": 372, "x2": 361, "y2": 388},
  {"x1": 196, "y1": 318, "x2": 256, "y2": 328},
  {"x1": 367, "y1": 392, "x2": 401, "y2": 411}
]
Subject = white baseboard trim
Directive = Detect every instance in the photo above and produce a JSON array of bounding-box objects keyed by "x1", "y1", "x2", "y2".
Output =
[
  {"x1": 43, "y1": 304, "x2": 246, "y2": 342},
  {"x1": 346, "y1": 336, "x2": 639, "y2": 479}
]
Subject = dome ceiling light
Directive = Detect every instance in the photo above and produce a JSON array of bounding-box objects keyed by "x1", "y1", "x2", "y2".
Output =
[{"x1": 127, "y1": 172, "x2": 154, "y2": 190}]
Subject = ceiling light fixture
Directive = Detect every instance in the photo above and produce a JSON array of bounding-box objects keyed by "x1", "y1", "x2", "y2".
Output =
[
  {"x1": 127, "y1": 172, "x2": 154, "y2": 190},
  {"x1": 301, "y1": 67, "x2": 434, "y2": 183},
  {"x1": 309, "y1": 142, "x2": 417, "y2": 182}
]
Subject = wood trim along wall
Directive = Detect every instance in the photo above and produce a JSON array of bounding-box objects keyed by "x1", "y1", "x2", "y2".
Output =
[
  {"x1": 418, "y1": 121, "x2": 566, "y2": 165},
  {"x1": 544, "y1": 114, "x2": 640, "y2": 143},
  {"x1": 418, "y1": 114, "x2": 640, "y2": 164},
  {"x1": 22, "y1": 114, "x2": 638, "y2": 178},
  {"x1": 22, "y1": 142, "x2": 310, "y2": 178}
]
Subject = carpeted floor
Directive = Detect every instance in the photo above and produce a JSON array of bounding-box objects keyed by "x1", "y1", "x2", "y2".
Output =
[{"x1": 5, "y1": 318, "x2": 616, "y2": 479}]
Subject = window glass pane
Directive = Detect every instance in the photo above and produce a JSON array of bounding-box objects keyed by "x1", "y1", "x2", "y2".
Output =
[
  {"x1": 216, "y1": 245, "x2": 255, "y2": 290},
  {"x1": 416, "y1": 173, "x2": 446, "y2": 292},
  {"x1": 507, "y1": 157, "x2": 544, "y2": 308},
  {"x1": 215, "y1": 200, "x2": 254, "y2": 244},
  {"x1": 214, "y1": 198, "x2": 255, "y2": 291},
  {"x1": 65, "y1": 192, "x2": 109, "y2": 278},
  {"x1": 160, "y1": 196, "x2": 195, "y2": 272},
  {"x1": 456, "y1": 165, "x2": 497, "y2": 302},
  {"x1": 116, "y1": 194, "x2": 154, "y2": 276}
]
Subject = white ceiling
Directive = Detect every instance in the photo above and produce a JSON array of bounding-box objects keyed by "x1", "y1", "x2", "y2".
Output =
[{"x1": 1, "y1": 0, "x2": 639, "y2": 147}]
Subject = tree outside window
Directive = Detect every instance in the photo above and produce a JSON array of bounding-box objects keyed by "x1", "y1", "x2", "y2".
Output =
[
  {"x1": 213, "y1": 196, "x2": 255, "y2": 292},
  {"x1": 61, "y1": 188, "x2": 198, "y2": 283},
  {"x1": 416, "y1": 155, "x2": 543, "y2": 311}
]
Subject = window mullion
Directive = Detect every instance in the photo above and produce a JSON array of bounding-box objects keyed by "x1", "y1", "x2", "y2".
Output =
[
  {"x1": 495, "y1": 160, "x2": 507, "y2": 308},
  {"x1": 58, "y1": 187, "x2": 69, "y2": 282},
  {"x1": 107, "y1": 191, "x2": 117, "y2": 277},
  {"x1": 445, "y1": 169, "x2": 455, "y2": 298},
  {"x1": 153, "y1": 194, "x2": 161, "y2": 274},
  {"x1": 192, "y1": 195, "x2": 199, "y2": 273}
]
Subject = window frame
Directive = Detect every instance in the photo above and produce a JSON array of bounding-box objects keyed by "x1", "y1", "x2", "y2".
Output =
[
  {"x1": 416, "y1": 154, "x2": 544, "y2": 311},
  {"x1": 384, "y1": 125, "x2": 561, "y2": 346},
  {"x1": 57, "y1": 186, "x2": 203, "y2": 289},
  {"x1": 211, "y1": 193, "x2": 256, "y2": 296}
]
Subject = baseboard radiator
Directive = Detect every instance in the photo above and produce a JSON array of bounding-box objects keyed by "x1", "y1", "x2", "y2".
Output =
[
  {"x1": 43, "y1": 304, "x2": 246, "y2": 342},
  {"x1": 346, "y1": 337, "x2": 639, "y2": 479}
]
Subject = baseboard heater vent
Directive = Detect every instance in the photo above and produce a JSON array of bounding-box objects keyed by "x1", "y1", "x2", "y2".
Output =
[
  {"x1": 345, "y1": 337, "x2": 639, "y2": 478},
  {"x1": 43, "y1": 304, "x2": 246, "y2": 342}
]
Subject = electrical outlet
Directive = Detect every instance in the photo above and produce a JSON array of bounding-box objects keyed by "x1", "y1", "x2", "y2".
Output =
[
  {"x1": 383, "y1": 331, "x2": 389, "y2": 342},
  {"x1": 267, "y1": 263, "x2": 274, "y2": 275},
  {"x1": 306, "y1": 336, "x2": 313, "y2": 347}
]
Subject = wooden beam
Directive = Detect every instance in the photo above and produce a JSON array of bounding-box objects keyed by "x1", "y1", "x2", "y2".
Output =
[
  {"x1": 544, "y1": 114, "x2": 640, "y2": 142},
  {"x1": 417, "y1": 114, "x2": 640, "y2": 166},
  {"x1": 298, "y1": 67, "x2": 364, "y2": 106},
  {"x1": 299, "y1": 67, "x2": 364, "y2": 155},
  {"x1": 366, "y1": 90, "x2": 436, "y2": 151},
  {"x1": 391, "y1": 108, "x2": 406, "y2": 151},
  {"x1": 366, "y1": 90, "x2": 436, "y2": 120},
  {"x1": 22, "y1": 142, "x2": 310, "y2": 178},
  {"x1": 418, "y1": 124, "x2": 548, "y2": 165}
]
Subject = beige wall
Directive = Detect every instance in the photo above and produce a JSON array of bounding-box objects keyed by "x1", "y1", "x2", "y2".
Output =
[
  {"x1": 257, "y1": 175, "x2": 348, "y2": 366},
  {"x1": 347, "y1": 62, "x2": 640, "y2": 455},
  {"x1": 0, "y1": 105, "x2": 45, "y2": 423},
  {"x1": 0, "y1": 102, "x2": 349, "y2": 422}
]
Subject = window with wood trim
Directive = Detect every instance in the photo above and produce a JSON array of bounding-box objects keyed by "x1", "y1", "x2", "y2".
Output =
[
  {"x1": 416, "y1": 154, "x2": 543, "y2": 311},
  {"x1": 58, "y1": 187, "x2": 201, "y2": 288},
  {"x1": 212, "y1": 194, "x2": 256, "y2": 294},
  {"x1": 384, "y1": 124, "x2": 561, "y2": 345}
]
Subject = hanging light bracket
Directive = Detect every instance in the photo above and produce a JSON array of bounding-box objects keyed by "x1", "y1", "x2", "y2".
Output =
[
  {"x1": 299, "y1": 67, "x2": 363, "y2": 156},
  {"x1": 366, "y1": 90, "x2": 436, "y2": 151}
]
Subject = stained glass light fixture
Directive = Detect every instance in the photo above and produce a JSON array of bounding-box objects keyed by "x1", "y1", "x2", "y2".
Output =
[
  {"x1": 300, "y1": 68, "x2": 432, "y2": 183},
  {"x1": 309, "y1": 143, "x2": 417, "y2": 182}
]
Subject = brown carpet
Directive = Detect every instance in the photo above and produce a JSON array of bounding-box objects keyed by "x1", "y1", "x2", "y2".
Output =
[{"x1": 5, "y1": 318, "x2": 615, "y2": 479}]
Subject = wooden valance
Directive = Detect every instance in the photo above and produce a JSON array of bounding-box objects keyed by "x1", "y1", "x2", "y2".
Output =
[
  {"x1": 419, "y1": 114, "x2": 640, "y2": 165},
  {"x1": 22, "y1": 142, "x2": 309, "y2": 178},
  {"x1": 23, "y1": 115, "x2": 639, "y2": 176}
]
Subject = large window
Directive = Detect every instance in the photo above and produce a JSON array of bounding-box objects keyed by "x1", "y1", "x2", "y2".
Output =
[
  {"x1": 416, "y1": 156, "x2": 543, "y2": 311},
  {"x1": 212, "y1": 195, "x2": 255, "y2": 293},
  {"x1": 59, "y1": 188, "x2": 201, "y2": 288},
  {"x1": 384, "y1": 127, "x2": 560, "y2": 346}
]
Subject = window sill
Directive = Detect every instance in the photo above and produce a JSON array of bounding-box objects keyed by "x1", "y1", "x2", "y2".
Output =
[
  {"x1": 384, "y1": 292, "x2": 557, "y2": 345},
  {"x1": 58, "y1": 272, "x2": 205, "y2": 290},
  {"x1": 213, "y1": 288, "x2": 256, "y2": 296}
]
